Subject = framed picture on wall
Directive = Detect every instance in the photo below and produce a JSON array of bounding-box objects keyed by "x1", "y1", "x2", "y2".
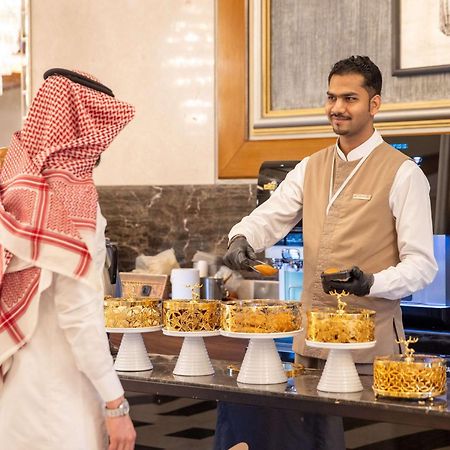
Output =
[{"x1": 392, "y1": 0, "x2": 450, "y2": 76}]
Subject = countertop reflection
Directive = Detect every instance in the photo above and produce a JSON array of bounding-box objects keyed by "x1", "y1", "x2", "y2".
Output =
[{"x1": 118, "y1": 354, "x2": 450, "y2": 430}]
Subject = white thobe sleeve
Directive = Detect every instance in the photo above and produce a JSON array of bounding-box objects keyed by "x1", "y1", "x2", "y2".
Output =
[
  {"x1": 229, "y1": 158, "x2": 308, "y2": 252},
  {"x1": 370, "y1": 160, "x2": 438, "y2": 299},
  {"x1": 52, "y1": 207, "x2": 124, "y2": 403}
]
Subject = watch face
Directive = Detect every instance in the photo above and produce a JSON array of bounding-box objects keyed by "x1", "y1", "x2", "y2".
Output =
[
  {"x1": 105, "y1": 398, "x2": 130, "y2": 417},
  {"x1": 122, "y1": 398, "x2": 130, "y2": 415}
]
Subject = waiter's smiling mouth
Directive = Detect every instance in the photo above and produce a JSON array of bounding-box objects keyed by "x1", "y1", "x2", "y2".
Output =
[
  {"x1": 331, "y1": 118, "x2": 351, "y2": 126},
  {"x1": 331, "y1": 115, "x2": 351, "y2": 122}
]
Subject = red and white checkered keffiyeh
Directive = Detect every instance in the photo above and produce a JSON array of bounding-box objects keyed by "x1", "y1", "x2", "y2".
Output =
[{"x1": 0, "y1": 71, "x2": 135, "y2": 379}]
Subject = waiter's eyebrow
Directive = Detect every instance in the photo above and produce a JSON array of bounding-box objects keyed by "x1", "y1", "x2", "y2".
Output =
[{"x1": 326, "y1": 90, "x2": 360, "y2": 97}]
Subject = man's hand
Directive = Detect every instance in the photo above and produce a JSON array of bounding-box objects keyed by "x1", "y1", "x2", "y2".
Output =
[
  {"x1": 223, "y1": 236, "x2": 257, "y2": 270},
  {"x1": 105, "y1": 396, "x2": 136, "y2": 450},
  {"x1": 105, "y1": 414, "x2": 136, "y2": 450},
  {"x1": 321, "y1": 266, "x2": 374, "y2": 296}
]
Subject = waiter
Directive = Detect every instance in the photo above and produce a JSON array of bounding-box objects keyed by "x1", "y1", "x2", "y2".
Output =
[{"x1": 215, "y1": 56, "x2": 437, "y2": 450}]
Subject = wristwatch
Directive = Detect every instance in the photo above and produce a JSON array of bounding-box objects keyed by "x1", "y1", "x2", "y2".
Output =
[{"x1": 104, "y1": 398, "x2": 130, "y2": 417}]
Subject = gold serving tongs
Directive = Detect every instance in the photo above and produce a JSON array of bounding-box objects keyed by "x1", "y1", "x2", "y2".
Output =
[{"x1": 247, "y1": 259, "x2": 278, "y2": 277}]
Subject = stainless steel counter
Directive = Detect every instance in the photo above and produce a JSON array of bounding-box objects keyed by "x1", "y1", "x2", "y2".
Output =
[{"x1": 118, "y1": 354, "x2": 450, "y2": 430}]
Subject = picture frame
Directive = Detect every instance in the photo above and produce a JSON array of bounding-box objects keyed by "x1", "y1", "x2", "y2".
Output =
[
  {"x1": 392, "y1": 0, "x2": 450, "y2": 76},
  {"x1": 217, "y1": 0, "x2": 450, "y2": 179},
  {"x1": 119, "y1": 273, "x2": 169, "y2": 300}
]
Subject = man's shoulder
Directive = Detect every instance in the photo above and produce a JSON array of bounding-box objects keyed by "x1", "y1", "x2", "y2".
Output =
[
  {"x1": 374, "y1": 141, "x2": 410, "y2": 163},
  {"x1": 308, "y1": 145, "x2": 335, "y2": 162}
]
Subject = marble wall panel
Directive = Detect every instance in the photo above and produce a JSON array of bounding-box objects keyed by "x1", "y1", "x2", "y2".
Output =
[{"x1": 98, "y1": 184, "x2": 256, "y2": 271}]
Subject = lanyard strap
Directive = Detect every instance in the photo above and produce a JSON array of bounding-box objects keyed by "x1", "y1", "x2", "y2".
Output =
[{"x1": 326, "y1": 147, "x2": 371, "y2": 215}]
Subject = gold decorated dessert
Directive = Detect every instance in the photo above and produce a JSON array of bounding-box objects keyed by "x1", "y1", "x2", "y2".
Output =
[
  {"x1": 104, "y1": 297, "x2": 162, "y2": 328},
  {"x1": 221, "y1": 300, "x2": 301, "y2": 333},
  {"x1": 307, "y1": 307, "x2": 375, "y2": 343},
  {"x1": 373, "y1": 337, "x2": 447, "y2": 399},
  {"x1": 307, "y1": 291, "x2": 375, "y2": 343},
  {"x1": 163, "y1": 299, "x2": 221, "y2": 332}
]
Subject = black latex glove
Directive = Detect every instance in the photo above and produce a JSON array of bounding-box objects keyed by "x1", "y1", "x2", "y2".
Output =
[
  {"x1": 321, "y1": 266, "x2": 374, "y2": 297},
  {"x1": 223, "y1": 236, "x2": 257, "y2": 270}
]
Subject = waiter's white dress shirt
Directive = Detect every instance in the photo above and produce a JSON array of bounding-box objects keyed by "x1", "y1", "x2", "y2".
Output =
[
  {"x1": 230, "y1": 130, "x2": 438, "y2": 300},
  {"x1": 0, "y1": 206, "x2": 122, "y2": 450}
]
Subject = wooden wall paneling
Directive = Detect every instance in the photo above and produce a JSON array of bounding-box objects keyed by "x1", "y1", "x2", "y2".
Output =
[{"x1": 217, "y1": 0, "x2": 334, "y2": 179}]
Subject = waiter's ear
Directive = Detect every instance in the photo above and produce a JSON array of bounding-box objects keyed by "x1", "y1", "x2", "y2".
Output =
[{"x1": 369, "y1": 94, "x2": 381, "y2": 116}]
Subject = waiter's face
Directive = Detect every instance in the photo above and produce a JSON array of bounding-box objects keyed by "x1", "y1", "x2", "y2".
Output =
[{"x1": 325, "y1": 73, "x2": 380, "y2": 139}]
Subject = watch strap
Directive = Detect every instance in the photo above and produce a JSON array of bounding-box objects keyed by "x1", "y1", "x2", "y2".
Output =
[{"x1": 104, "y1": 398, "x2": 130, "y2": 417}]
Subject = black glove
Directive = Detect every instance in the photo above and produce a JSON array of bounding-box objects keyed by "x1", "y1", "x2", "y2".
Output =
[
  {"x1": 223, "y1": 236, "x2": 257, "y2": 270},
  {"x1": 321, "y1": 266, "x2": 374, "y2": 297}
]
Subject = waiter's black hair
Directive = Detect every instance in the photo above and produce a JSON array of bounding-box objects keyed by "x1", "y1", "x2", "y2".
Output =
[
  {"x1": 328, "y1": 56, "x2": 382, "y2": 96},
  {"x1": 43, "y1": 68, "x2": 114, "y2": 97}
]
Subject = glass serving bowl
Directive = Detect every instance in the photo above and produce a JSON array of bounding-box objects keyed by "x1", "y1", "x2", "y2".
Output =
[{"x1": 373, "y1": 354, "x2": 447, "y2": 399}]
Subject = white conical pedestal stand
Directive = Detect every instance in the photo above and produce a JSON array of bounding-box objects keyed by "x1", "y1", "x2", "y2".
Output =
[
  {"x1": 163, "y1": 330, "x2": 220, "y2": 376},
  {"x1": 306, "y1": 340, "x2": 376, "y2": 393},
  {"x1": 107, "y1": 327, "x2": 161, "y2": 372},
  {"x1": 221, "y1": 331, "x2": 302, "y2": 385}
]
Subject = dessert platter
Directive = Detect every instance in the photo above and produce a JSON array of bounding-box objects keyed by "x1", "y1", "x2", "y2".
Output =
[
  {"x1": 220, "y1": 300, "x2": 302, "y2": 384},
  {"x1": 104, "y1": 296, "x2": 162, "y2": 371},
  {"x1": 305, "y1": 288, "x2": 376, "y2": 393},
  {"x1": 373, "y1": 337, "x2": 447, "y2": 400},
  {"x1": 163, "y1": 292, "x2": 221, "y2": 376}
]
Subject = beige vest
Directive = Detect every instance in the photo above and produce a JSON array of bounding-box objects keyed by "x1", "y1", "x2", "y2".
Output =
[{"x1": 293, "y1": 142, "x2": 410, "y2": 363}]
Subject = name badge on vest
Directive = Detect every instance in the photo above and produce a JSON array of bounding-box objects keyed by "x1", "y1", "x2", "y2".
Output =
[{"x1": 353, "y1": 193, "x2": 372, "y2": 201}]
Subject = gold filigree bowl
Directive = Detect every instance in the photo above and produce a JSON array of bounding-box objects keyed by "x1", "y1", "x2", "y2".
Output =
[
  {"x1": 221, "y1": 300, "x2": 302, "y2": 333},
  {"x1": 163, "y1": 299, "x2": 221, "y2": 332},
  {"x1": 373, "y1": 354, "x2": 447, "y2": 399},
  {"x1": 307, "y1": 307, "x2": 375, "y2": 343},
  {"x1": 104, "y1": 297, "x2": 162, "y2": 328}
]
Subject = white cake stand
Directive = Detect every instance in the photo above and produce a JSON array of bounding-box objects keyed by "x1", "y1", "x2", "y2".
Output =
[
  {"x1": 163, "y1": 329, "x2": 220, "y2": 376},
  {"x1": 220, "y1": 330, "x2": 302, "y2": 385},
  {"x1": 106, "y1": 326, "x2": 161, "y2": 372},
  {"x1": 305, "y1": 340, "x2": 376, "y2": 393}
]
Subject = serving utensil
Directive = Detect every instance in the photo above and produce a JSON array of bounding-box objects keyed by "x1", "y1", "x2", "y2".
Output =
[{"x1": 247, "y1": 260, "x2": 278, "y2": 276}]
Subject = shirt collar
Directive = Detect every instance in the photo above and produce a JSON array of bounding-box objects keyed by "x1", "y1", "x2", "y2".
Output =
[{"x1": 335, "y1": 130, "x2": 384, "y2": 161}]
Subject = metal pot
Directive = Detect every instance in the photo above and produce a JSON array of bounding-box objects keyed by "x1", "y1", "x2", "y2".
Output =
[
  {"x1": 103, "y1": 238, "x2": 121, "y2": 297},
  {"x1": 200, "y1": 276, "x2": 227, "y2": 300}
]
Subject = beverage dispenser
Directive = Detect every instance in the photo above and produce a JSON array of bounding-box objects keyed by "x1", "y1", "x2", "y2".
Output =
[{"x1": 383, "y1": 135, "x2": 450, "y2": 329}]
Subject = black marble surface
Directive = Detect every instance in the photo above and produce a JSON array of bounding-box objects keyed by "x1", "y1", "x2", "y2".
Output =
[
  {"x1": 404, "y1": 328, "x2": 450, "y2": 358},
  {"x1": 119, "y1": 354, "x2": 450, "y2": 431},
  {"x1": 98, "y1": 184, "x2": 256, "y2": 271}
]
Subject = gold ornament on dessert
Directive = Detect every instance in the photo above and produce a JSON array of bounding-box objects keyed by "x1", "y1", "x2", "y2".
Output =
[
  {"x1": 221, "y1": 300, "x2": 301, "y2": 333},
  {"x1": 104, "y1": 296, "x2": 162, "y2": 328},
  {"x1": 163, "y1": 284, "x2": 220, "y2": 332},
  {"x1": 187, "y1": 283, "x2": 202, "y2": 301},
  {"x1": 307, "y1": 289, "x2": 375, "y2": 343},
  {"x1": 332, "y1": 289, "x2": 349, "y2": 312},
  {"x1": 373, "y1": 336, "x2": 447, "y2": 400}
]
